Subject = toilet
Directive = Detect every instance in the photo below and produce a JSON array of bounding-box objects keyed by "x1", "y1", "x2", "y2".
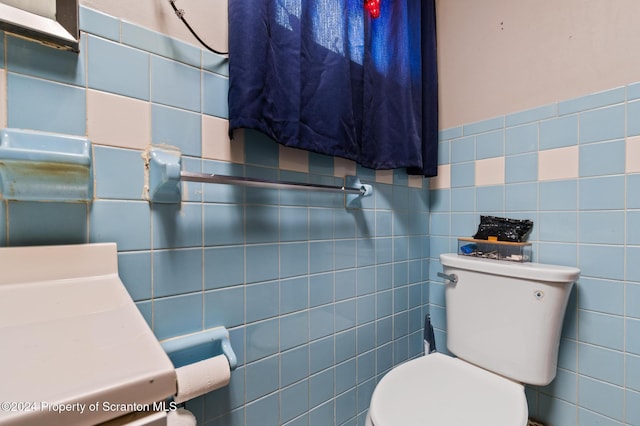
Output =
[{"x1": 366, "y1": 253, "x2": 580, "y2": 426}]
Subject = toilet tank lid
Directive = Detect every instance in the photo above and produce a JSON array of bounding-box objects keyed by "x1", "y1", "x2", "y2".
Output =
[
  {"x1": 440, "y1": 253, "x2": 580, "y2": 283},
  {"x1": 0, "y1": 243, "x2": 176, "y2": 425}
]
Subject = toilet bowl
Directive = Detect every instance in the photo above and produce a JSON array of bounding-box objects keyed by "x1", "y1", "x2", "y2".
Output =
[
  {"x1": 366, "y1": 253, "x2": 580, "y2": 426},
  {"x1": 365, "y1": 353, "x2": 527, "y2": 426}
]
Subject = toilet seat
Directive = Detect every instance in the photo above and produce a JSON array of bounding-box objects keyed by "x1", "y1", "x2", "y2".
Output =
[{"x1": 367, "y1": 353, "x2": 528, "y2": 426}]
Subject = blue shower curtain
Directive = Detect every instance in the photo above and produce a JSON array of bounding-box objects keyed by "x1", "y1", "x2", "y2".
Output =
[{"x1": 228, "y1": 0, "x2": 438, "y2": 177}]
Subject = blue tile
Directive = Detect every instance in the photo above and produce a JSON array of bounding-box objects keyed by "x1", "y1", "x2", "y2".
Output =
[
  {"x1": 463, "y1": 116, "x2": 503, "y2": 136},
  {"x1": 7, "y1": 35, "x2": 85, "y2": 86},
  {"x1": 538, "y1": 212, "x2": 576, "y2": 243},
  {"x1": 152, "y1": 203, "x2": 203, "y2": 249},
  {"x1": 356, "y1": 323, "x2": 375, "y2": 355},
  {"x1": 539, "y1": 179, "x2": 577, "y2": 211},
  {"x1": 136, "y1": 301, "x2": 152, "y2": 329},
  {"x1": 280, "y1": 311, "x2": 309, "y2": 350},
  {"x1": 7, "y1": 73, "x2": 86, "y2": 135},
  {"x1": 450, "y1": 136, "x2": 474, "y2": 163},
  {"x1": 579, "y1": 211, "x2": 624, "y2": 244},
  {"x1": 246, "y1": 356, "x2": 279, "y2": 402},
  {"x1": 202, "y1": 160, "x2": 244, "y2": 204},
  {"x1": 475, "y1": 130, "x2": 504, "y2": 159},
  {"x1": 79, "y1": 6, "x2": 120, "y2": 41},
  {"x1": 578, "y1": 408, "x2": 624, "y2": 426},
  {"x1": 154, "y1": 293, "x2": 202, "y2": 340},
  {"x1": 281, "y1": 380, "x2": 309, "y2": 423},
  {"x1": 246, "y1": 205, "x2": 279, "y2": 244},
  {"x1": 450, "y1": 162, "x2": 475, "y2": 188},
  {"x1": 579, "y1": 139, "x2": 625, "y2": 177},
  {"x1": 335, "y1": 269, "x2": 356, "y2": 300},
  {"x1": 356, "y1": 350, "x2": 375, "y2": 383},
  {"x1": 540, "y1": 368, "x2": 576, "y2": 403},
  {"x1": 245, "y1": 318, "x2": 279, "y2": 362},
  {"x1": 559, "y1": 87, "x2": 625, "y2": 115},
  {"x1": 539, "y1": 115, "x2": 578, "y2": 150},
  {"x1": 578, "y1": 343, "x2": 624, "y2": 386},
  {"x1": 438, "y1": 126, "x2": 463, "y2": 140},
  {"x1": 309, "y1": 369, "x2": 334, "y2": 408},
  {"x1": 537, "y1": 242, "x2": 577, "y2": 267},
  {"x1": 151, "y1": 55, "x2": 201, "y2": 112},
  {"x1": 505, "y1": 182, "x2": 537, "y2": 212},
  {"x1": 335, "y1": 329, "x2": 356, "y2": 365},
  {"x1": 203, "y1": 71, "x2": 229, "y2": 118},
  {"x1": 437, "y1": 140, "x2": 450, "y2": 165},
  {"x1": 580, "y1": 244, "x2": 624, "y2": 281},
  {"x1": 335, "y1": 358, "x2": 356, "y2": 394},
  {"x1": 203, "y1": 50, "x2": 229, "y2": 76},
  {"x1": 309, "y1": 272, "x2": 334, "y2": 307},
  {"x1": 93, "y1": 146, "x2": 145, "y2": 200},
  {"x1": 280, "y1": 345, "x2": 309, "y2": 387},
  {"x1": 335, "y1": 299, "x2": 356, "y2": 332},
  {"x1": 8, "y1": 201, "x2": 87, "y2": 246},
  {"x1": 578, "y1": 310, "x2": 624, "y2": 351},
  {"x1": 152, "y1": 104, "x2": 202, "y2": 157},
  {"x1": 246, "y1": 244, "x2": 279, "y2": 283},
  {"x1": 89, "y1": 200, "x2": 150, "y2": 250},
  {"x1": 246, "y1": 280, "x2": 279, "y2": 322},
  {"x1": 626, "y1": 389, "x2": 640, "y2": 426},
  {"x1": 203, "y1": 204, "x2": 244, "y2": 246},
  {"x1": 0, "y1": 30, "x2": 4, "y2": 68},
  {"x1": 476, "y1": 186, "x2": 504, "y2": 213},
  {"x1": 204, "y1": 246, "x2": 244, "y2": 290},
  {"x1": 629, "y1": 354, "x2": 640, "y2": 392},
  {"x1": 450, "y1": 213, "x2": 475, "y2": 237},
  {"x1": 579, "y1": 176, "x2": 625, "y2": 210},
  {"x1": 153, "y1": 248, "x2": 202, "y2": 297},
  {"x1": 628, "y1": 283, "x2": 640, "y2": 318},
  {"x1": 630, "y1": 175, "x2": 640, "y2": 209},
  {"x1": 87, "y1": 35, "x2": 149, "y2": 100},
  {"x1": 580, "y1": 104, "x2": 625, "y2": 144},
  {"x1": 204, "y1": 286, "x2": 244, "y2": 328},
  {"x1": 578, "y1": 375, "x2": 624, "y2": 421},
  {"x1": 630, "y1": 82, "x2": 640, "y2": 100},
  {"x1": 628, "y1": 318, "x2": 640, "y2": 356},
  {"x1": 357, "y1": 266, "x2": 376, "y2": 296},
  {"x1": 310, "y1": 336, "x2": 334, "y2": 374},
  {"x1": 506, "y1": 104, "x2": 557, "y2": 127},
  {"x1": 506, "y1": 153, "x2": 538, "y2": 183},
  {"x1": 628, "y1": 211, "x2": 640, "y2": 246},
  {"x1": 118, "y1": 251, "x2": 152, "y2": 301},
  {"x1": 356, "y1": 294, "x2": 375, "y2": 325},
  {"x1": 628, "y1": 100, "x2": 640, "y2": 136},
  {"x1": 538, "y1": 394, "x2": 577, "y2": 426},
  {"x1": 279, "y1": 206, "x2": 309, "y2": 242},
  {"x1": 181, "y1": 157, "x2": 202, "y2": 202},
  {"x1": 308, "y1": 152, "x2": 334, "y2": 176},
  {"x1": 357, "y1": 238, "x2": 375, "y2": 267},
  {"x1": 122, "y1": 21, "x2": 201, "y2": 68},
  {"x1": 505, "y1": 123, "x2": 538, "y2": 155},
  {"x1": 244, "y1": 130, "x2": 279, "y2": 168},
  {"x1": 310, "y1": 241, "x2": 334, "y2": 274},
  {"x1": 308, "y1": 209, "x2": 333, "y2": 238},
  {"x1": 310, "y1": 304, "x2": 334, "y2": 341},
  {"x1": 280, "y1": 276, "x2": 308, "y2": 314},
  {"x1": 335, "y1": 388, "x2": 357, "y2": 425}
]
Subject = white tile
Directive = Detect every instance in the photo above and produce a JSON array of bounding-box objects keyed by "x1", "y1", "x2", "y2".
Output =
[
  {"x1": 334, "y1": 157, "x2": 356, "y2": 177},
  {"x1": 0, "y1": 69, "x2": 6, "y2": 128},
  {"x1": 627, "y1": 136, "x2": 640, "y2": 174},
  {"x1": 538, "y1": 146, "x2": 579, "y2": 181},
  {"x1": 279, "y1": 145, "x2": 309, "y2": 173},
  {"x1": 429, "y1": 164, "x2": 451, "y2": 189},
  {"x1": 376, "y1": 169, "x2": 394, "y2": 184},
  {"x1": 408, "y1": 175, "x2": 423, "y2": 189},
  {"x1": 202, "y1": 115, "x2": 243, "y2": 163},
  {"x1": 475, "y1": 157, "x2": 505, "y2": 186},
  {"x1": 87, "y1": 89, "x2": 150, "y2": 150}
]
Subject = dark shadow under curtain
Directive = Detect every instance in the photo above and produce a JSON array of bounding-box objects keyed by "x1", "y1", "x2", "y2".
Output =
[{"x1": 228, "y1": 0, "x2": 438, "y2": 177}]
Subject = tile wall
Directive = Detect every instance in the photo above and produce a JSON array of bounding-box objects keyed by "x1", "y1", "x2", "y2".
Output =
[
  {"x1": 0, "y1": 7, "x2": 430, "y2": 426},
  {"x1": 432, "y1": 85, "x2": 640, "y2": 425}
]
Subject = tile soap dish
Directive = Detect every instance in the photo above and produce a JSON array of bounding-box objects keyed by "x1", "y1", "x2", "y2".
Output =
[{"x1": 457, "y1": 237, "x2": 531, "y2": 262}]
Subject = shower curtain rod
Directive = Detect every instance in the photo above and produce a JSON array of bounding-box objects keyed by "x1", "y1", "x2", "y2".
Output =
[{"x1": 180, "y1": 171, "x2": 368, "y2": 195}]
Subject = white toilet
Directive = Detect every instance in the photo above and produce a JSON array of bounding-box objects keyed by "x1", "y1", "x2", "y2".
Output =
[{"x1": 366, "y1": 253, "x2": 580, "y2": 426}]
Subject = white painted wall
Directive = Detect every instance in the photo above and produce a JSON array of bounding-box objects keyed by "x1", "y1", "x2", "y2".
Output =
[{"x1": 436, "y1": 0, "x2": 640, "y2": 128}]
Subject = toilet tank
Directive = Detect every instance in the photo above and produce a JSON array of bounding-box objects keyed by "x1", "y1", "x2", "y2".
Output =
[{"x1": 440, "y1": 253, "x2": 579, "y2": 386}]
